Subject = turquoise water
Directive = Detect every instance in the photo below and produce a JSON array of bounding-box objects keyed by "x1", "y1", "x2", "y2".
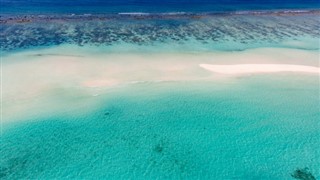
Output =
[
  {"x1": 1, "y1": 75, "x2": 319, "y2": 179},
  {"x1": 1, "y1": 4, "x2": 320, "y2": 179}
]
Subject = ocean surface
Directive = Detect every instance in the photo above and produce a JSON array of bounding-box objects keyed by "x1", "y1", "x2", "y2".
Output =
[
  {"x1": 1, "y1": 1, "x2": 320, "y2": 179},
  {"x1": 1, "y1": 0, "x2": 320, "y2": 14}
]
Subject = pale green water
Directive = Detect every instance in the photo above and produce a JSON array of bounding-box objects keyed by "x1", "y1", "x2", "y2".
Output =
[{"x1": 1, "y1": 75, "x2": 319, "y2": 179}]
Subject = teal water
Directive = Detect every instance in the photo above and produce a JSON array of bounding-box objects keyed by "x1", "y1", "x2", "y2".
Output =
[
  {"x1": 1, "y1": 7, "x2": 320, "y2": 179},
  {"x1": 1, "y1": 75, "x2": 319, "y2": 179}
]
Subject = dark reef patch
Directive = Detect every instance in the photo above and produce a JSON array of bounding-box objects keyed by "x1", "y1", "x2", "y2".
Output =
[
  {"x1": 154, "y1": 144, "x2": 164, "y2": 153},
  {"x1": 291, "y1": 168, "x2": 316, "y2": 180},
  {"x1": 1, "y1": 13, "x2": 319, "y2": 51}
]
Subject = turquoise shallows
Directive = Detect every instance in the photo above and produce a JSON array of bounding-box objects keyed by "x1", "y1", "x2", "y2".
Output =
[{"x1": 1, "y1": 76, "x2": 319, "y2": 179}]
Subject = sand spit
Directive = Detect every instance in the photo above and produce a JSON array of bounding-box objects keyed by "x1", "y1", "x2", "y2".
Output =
[{"x1": 199, "y1": 64, "x2": 320, "y2": 74}]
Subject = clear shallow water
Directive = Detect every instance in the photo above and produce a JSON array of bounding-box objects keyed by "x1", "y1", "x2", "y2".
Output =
[
  {"x1": 1, "y1": 1, "x2": 320, "y2": 179},
  {"x1": 1, "y1": 77, "x2": 319, "y2": 179}
]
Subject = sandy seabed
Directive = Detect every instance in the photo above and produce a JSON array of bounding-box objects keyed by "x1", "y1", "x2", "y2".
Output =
[{"x1": 2, "y1": 46, "x2": 319, "y2": 124}]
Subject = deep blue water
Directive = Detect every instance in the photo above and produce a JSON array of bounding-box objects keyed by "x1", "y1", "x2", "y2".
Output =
[{"x1": 1, "y1": 0, "x2": 320, "y2": 14}]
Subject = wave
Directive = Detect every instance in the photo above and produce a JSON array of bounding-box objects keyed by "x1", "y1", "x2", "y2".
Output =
[
  {"x1": 118, "y1": 9, "x2": 319, "y2": 16},
  {"x1": 231, "y1": 9, "x2": 317, "y2": 15},
  {"x1": 118, "y1": 12, "x2": 151, "y2": 16},
  {"x1": 1, "y1": 9, "x2": 319, "y2": 22},
  {"x1": 118, "y1": 12, "x2": 191, "y2": 16}
]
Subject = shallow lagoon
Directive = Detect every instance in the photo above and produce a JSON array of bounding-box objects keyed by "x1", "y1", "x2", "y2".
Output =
[
  {"x1": 1, "y1": 10, "x2": 320, "y2": 179},
  {"x1": 1, "y1": 76, "x2": 319, "y2": 179}
]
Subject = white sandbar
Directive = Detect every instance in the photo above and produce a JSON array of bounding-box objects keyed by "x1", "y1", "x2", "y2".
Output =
[
  {"x1": 199, "y1": 64, "x2": 320, "y2": 74},
  {"x1": 2, "y1": 46, "x2": 319, "y2": 124}
]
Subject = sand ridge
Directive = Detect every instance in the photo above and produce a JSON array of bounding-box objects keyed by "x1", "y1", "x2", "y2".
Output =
[
  {"x1": 199, "y1": 64, "x2": 320, "y2": 74},
  {"x1": 2, "y1": 46, "x2": 320, "y2": 124}
]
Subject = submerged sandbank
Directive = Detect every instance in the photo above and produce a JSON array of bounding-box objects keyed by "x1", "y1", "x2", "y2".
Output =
[{"x1": 2, "y1": 46, "x2": 319, "y2": 124}]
